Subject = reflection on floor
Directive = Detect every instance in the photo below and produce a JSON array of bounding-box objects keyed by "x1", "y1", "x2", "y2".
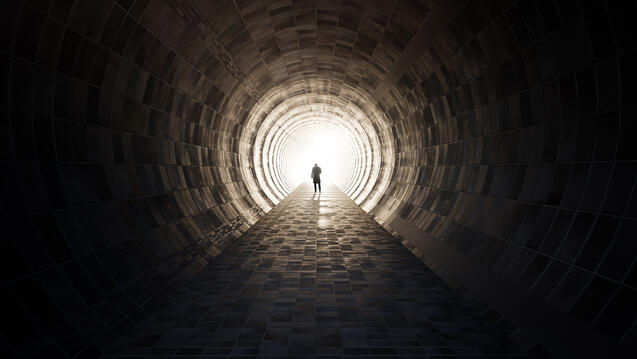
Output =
[{"x1": 109, "y1": 183, "x2": 525, "y2": 358}]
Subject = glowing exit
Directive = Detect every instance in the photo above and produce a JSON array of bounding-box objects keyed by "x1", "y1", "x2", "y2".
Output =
[{"x1": 282, "y1": 124, "x2": 356, "y2": 189}]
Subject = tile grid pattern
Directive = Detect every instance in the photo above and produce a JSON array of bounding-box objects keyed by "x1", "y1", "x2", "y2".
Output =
[
  {"x1": 374, "y1": 0, "x2": 637, "y2": 346},
  {"x1": 109, "y1": 183, "x2": 524, "y2": 358}
]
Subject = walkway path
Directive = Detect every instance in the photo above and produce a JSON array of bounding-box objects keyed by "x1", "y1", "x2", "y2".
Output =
[{"x1": 110, "y1": 183, "x2": 524, "y2": 358}]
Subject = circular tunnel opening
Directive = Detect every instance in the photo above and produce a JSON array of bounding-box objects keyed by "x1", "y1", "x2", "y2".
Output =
[{"x1": 241, "y1": 79, "x2": 394, "y2": 211}]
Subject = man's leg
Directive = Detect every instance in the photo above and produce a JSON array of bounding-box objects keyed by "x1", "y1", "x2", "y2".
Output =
[
  {"x1": 314, "y1": 182, "x2": 317, "y2": 192},
  {"x1": 318, "y1": 182, "x2": 321, "y2": 192}
]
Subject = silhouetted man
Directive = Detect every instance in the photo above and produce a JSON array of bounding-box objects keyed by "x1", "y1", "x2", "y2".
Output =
[{"x1": 311, "y1": 163, "x2": 321, "y2": 192}]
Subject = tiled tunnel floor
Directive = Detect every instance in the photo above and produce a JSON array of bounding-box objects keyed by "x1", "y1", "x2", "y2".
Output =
[{"x1": 108, "y1": 183, "x2": 525, "y2": 358}]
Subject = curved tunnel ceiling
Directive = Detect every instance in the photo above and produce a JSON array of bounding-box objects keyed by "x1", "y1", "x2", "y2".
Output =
[{"x1": 1, "y1": 0, "x2": 637, "y2": 358}]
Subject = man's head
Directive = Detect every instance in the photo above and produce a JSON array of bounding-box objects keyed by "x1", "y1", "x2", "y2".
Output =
[{"x1": 314, "y1": 163, "x2": 318, "y2": 167}]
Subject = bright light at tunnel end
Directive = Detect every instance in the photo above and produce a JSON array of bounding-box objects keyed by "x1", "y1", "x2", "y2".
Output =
[
  {"x1": 243, "y1": 81, "x2": 395, "y2": 210},
  {"x1": 285, "y1": 124, "x2": 355, "y2": 188}
]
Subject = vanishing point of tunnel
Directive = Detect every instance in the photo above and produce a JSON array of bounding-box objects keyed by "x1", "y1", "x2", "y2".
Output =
[{"x1": 1, "y1": 0, "x2": 636, "y2": 358}]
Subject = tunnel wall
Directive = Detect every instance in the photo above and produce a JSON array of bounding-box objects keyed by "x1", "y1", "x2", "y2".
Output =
[
  {"x1": 369, "y1": 0, "x2": 636, "y2": 356},
  {"x1": 1, "y1": 1, "x2": 268, "y2": 357}
]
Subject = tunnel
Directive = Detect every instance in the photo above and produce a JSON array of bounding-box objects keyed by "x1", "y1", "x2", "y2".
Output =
[{"x1": 1, "y1": 0, "x2": 636, "y2": 357}]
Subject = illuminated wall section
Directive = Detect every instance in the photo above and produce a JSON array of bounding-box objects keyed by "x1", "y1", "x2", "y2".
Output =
[{"x1": 240, "y1": 78, "x2": 394, "y2": 208}]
